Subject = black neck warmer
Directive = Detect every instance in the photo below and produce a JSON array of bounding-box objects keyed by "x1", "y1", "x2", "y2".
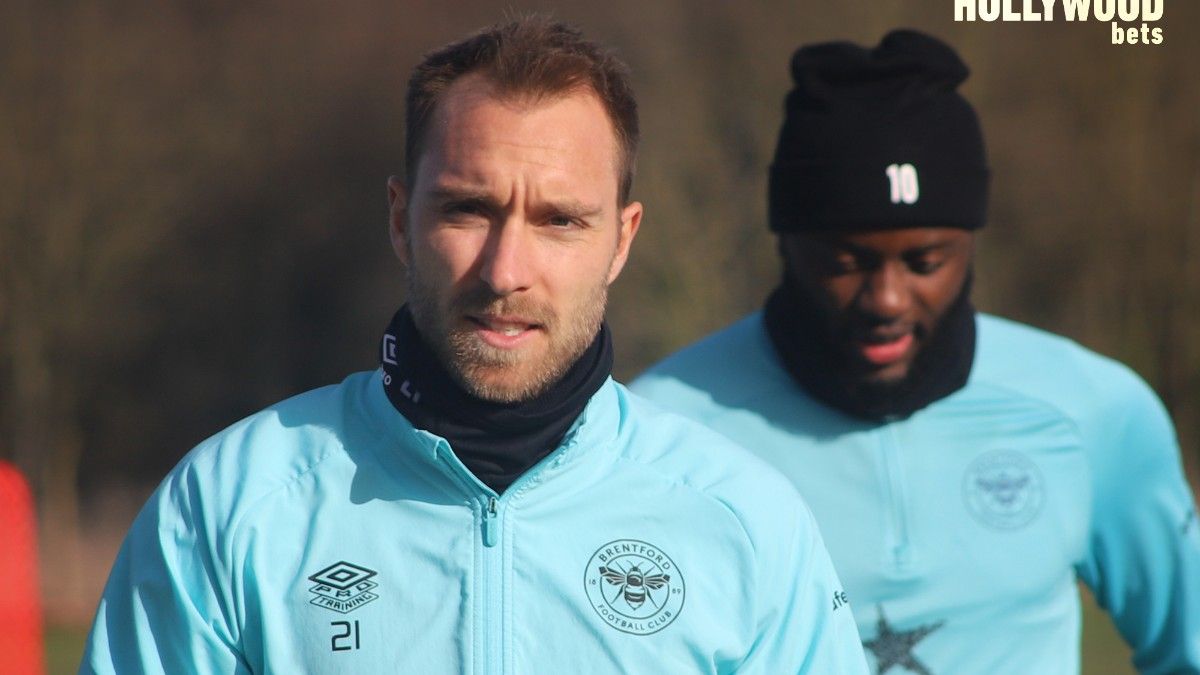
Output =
[
  {"x1": 763, "y1": 275, "x2": 976, "y2": 422},
  {"x1": 380, "y1": 306, "x2": 612, "y2": 494}
]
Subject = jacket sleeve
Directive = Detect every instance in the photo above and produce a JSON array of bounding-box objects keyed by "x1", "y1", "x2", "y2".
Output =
[
  {"x1": 80, "y1": 466, "x2": 250, "y2": 674},
  {"x1": 737, "y1": 503, "x2": 869, "y2": 674},
  {"x1": 1075, "y1": 374, "x2": 1200, "y2": 674}
]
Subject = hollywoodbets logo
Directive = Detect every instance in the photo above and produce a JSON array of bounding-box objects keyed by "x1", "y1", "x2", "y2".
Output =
[
  {"x1": 308, "y1": 561, "x2": 380, "y2": 614},
  {"x1": 954, "y1": 0, "x2": 1165, "y2": 45}
]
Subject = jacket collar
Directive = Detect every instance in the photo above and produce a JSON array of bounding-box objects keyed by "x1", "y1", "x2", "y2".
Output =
[{"x1": 360, "y1": 368, "x2": 622, "y2": 500}]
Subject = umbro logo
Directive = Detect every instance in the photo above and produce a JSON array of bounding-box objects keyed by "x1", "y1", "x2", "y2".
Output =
[
  {"x1": 308, "y1": 561, "x2": 379, "y2": 614},
  {"x1": 381, "y1": 334, "x2": 398, "y2": 365}
]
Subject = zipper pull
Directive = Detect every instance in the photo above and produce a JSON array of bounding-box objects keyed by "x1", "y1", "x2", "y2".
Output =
[{"x1": 482, "y1": 497, "x2": 500, "y2": 548}]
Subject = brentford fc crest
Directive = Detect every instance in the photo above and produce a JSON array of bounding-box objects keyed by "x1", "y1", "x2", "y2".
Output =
[
  {"x1": 584, "y1": 539, "x2": 685, "y2": 635},
  {"x1": 963, "y1": 450, "x2": 1044, "y2": 530}
]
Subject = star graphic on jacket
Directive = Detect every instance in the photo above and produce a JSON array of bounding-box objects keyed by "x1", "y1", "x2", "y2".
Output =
[{"x1": 863, "y1": 604, "x2": 944, "y2": 675}]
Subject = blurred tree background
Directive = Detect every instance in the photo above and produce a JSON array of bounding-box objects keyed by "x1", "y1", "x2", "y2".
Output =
[{"x1": 1, "y1": 0, "x2": 1196, "y2": 661}]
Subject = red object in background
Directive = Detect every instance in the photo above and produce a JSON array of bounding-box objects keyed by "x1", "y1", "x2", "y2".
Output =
[{"x1": 0, "y1": 461, "x2": 45, "y2": 675}]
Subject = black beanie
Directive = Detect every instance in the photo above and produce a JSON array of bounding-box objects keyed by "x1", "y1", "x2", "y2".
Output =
[{"x1": 769, "y1": 29, "x2": 989, "y2": 232}]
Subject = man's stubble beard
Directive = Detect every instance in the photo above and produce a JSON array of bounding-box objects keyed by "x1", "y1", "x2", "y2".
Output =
[
  {"x1": 406, "y1": 263, "x2": 608, "y2": 404},
  {"x1": 823, "y1": 273, "x2": 974, "y2": 415}
]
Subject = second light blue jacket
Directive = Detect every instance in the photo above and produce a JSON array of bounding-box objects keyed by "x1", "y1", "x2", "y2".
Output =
[{"x1": 632, "y1": 312, "x2": 1200, "y2": 674}]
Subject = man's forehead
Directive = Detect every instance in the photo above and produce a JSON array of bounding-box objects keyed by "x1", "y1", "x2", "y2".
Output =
[
  {"x1": 795, "y1": 227, "x2": 973, "y2": 252},
  {"x1": 433, "y1": 72, "x2": 608, "y2": 135},
  {"x1": 413, "y1": 73, "x2": 622, "y2": 199},
  {"x1": 434, "y1": 72, "x2": 512, "y2": 118},
  {"x1": 445, "y1": 70, "x2": 581, "y2": 102}
]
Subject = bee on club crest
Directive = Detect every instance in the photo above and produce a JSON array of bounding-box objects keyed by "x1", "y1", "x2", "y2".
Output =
[
  {"x1": 599, "y1": 564, "x2": 670, "y2": 610},
  {"x1": 963, "y1": 450, "x2": 1044, "y2": 530},
  {"x1": 585, "y1": 539, "x2": 686, "y2": 635}
]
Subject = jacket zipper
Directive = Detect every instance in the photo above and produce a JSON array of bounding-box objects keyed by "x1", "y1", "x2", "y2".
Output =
[
  {"x1": 426, "y1": 444, "x2": 502, "y2": 675},
  {"x1": 878, "y1": 424, "x2": 913, "y2": 571},
  {"x1": 483, "y1": 496, "x2": 500, "y2": 547},
  {"x1": 431, "y1": 432, "x2": 582, "y2": 675},
  {"x1": 481, "y1": 494, "x2": 502, "y2": 675}
]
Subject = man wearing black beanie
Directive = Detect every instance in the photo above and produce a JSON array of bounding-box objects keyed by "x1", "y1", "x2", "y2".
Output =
[{"x1": 633, "y1": 29, "x2": 1200, "y2": 674}]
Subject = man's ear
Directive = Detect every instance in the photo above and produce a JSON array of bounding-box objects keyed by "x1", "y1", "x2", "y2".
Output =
[
  {"x1": 387, "y1": 175, "x2": 409, "y2": 266},
  {"x1": 607, "y1": 200, "x2": 643, "y2": 284}
]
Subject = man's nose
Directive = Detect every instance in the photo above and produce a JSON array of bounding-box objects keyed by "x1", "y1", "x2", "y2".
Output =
[
  {"x1": 859, "y1": 263, "x2": 911, "y2": 320},
  {"x1": 478, "y1": 220, "x2": 534, "y2": 296}
]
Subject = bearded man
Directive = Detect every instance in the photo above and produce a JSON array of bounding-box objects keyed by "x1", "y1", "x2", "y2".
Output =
[
  {"x1": 81, "y1": 17, "x2": 867, "y2": 674},
  {"x1": 633, "y1": 29, "x2": 1200, "y2": 674}
]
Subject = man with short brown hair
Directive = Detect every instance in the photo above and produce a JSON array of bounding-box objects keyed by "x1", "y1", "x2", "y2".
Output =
[{"x1": 82, "y1": 18, "x2": 867, "y2": 673}]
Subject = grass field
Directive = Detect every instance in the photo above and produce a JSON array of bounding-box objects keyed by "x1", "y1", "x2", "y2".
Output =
[
  {"x1": 45, "y1": 588, "x2": 1134, "y2": 673},
  {"x1": 45, "y1": 623, "x2": 88, "y2": 675},
  {"x1": 1075, "y1": 587, "x2": 1137, "y2": 675}
]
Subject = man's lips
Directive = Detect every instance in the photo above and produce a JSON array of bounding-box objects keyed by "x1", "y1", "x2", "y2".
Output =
[
  {"x1": 857, "y1": 332, "x2": 914, "y2": 366},
  {"x1": 466, "y1": 314, "x2": 543, "y2": 347}
]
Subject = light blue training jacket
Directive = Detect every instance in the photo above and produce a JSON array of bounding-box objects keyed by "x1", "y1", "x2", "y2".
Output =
[
  {"x1": 632, "y1": 312, "x2": 1200, "y2": 675},
  {"x1": 82, "y1": 370, "x2": 868, "y2": 674}
]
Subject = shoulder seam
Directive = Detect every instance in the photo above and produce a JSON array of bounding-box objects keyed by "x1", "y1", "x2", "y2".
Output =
[
  {"x1": 224, "y1": 439, "x2": 344, "y2": 551},
  {"x1": 609, "y1": 452, "x2": 763, "y2": 557}
]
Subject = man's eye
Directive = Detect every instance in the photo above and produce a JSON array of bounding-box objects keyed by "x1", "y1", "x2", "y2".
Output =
[
  {"x1": 825, "y1": 255, "x2": 862, "y2": 274},
  {"x1": 547, "y1": 214, "x2": 577, "y2": 228},
  {"x1": 444, "y1": 202, "x2": 486, "y2": 217},
  {"x1": 907, "y1": 258, "x2": 944, "y2": 274}
]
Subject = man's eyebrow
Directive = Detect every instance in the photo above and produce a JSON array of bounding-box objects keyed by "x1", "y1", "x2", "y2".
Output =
[
  {"x1": 428, "y1": 186, "x2": 498, "y2": 204},
  {"x1": 903, "y1": 242, "x2": 954, "y2": 255},
  {"x1": 539, "y1": 198, "x2": 603, "y2": 220},
  {"x1": 429, "y1": 187, "x2": 603, "y2": 220}
]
